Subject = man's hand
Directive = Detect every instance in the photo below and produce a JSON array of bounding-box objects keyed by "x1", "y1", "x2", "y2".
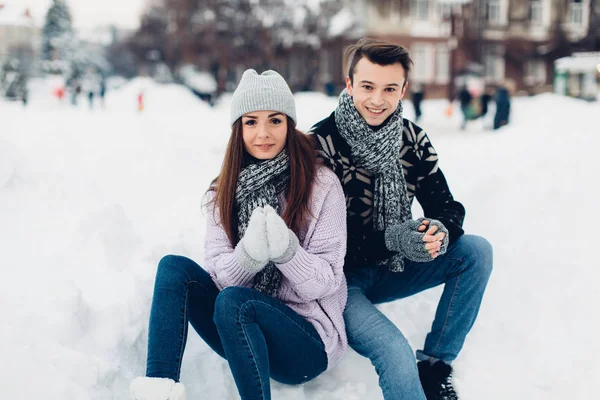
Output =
[{"x1": 417, "y1": 219, "x2": 448, "y2": 259}]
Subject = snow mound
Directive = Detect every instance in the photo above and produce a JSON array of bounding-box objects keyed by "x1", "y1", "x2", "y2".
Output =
[
  {"x1": 0, "y1": 139, "x2": 20, "y2": 189},
  {"x1": 107, "y1": 77, "x2": 211, "y2": 112}
]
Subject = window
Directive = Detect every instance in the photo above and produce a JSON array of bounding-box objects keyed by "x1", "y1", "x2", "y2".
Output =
[
  {"x1": 411, "y1": 43, "x2": 434, "y2": 83},
  {"x1": 487, "y1": 0, "x2": 501, "y2": 24},
  {"x1": 483, "y1": 45, "x2": 505, "y2": 82},
  {"x1": 438, "y1": 3, "x2": 452, "y2": 20},
  {"x1": 525, "y1": 60, "x2": 547, "y2": 85},
  {"x1": 435, "y1": 44, "x2": 450, "y2": 84},
  {"x1": 569, "y1": 0, "x2": 584, "y2": 26},
  {"x1": 530, "y1": 0, "x2": 542, "y2": 24},
  {"x1": 412, "y1": 0, "x2": 430, "y2": 21}
]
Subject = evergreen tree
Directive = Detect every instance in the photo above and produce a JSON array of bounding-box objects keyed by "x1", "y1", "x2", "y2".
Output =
[
  {"x1": 0, "y1": 58, "x2": 28, "y2": 101},
  {"x1": 42, "y1": 0, "x2": 74, "y2": 61}
]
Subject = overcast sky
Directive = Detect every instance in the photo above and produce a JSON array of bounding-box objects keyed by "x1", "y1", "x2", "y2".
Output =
[{"x1": 4, "y1": 0, "x2": 147, "y2": 29}]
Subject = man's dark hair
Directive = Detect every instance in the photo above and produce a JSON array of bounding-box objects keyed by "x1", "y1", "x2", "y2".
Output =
[{"x1": 345, "y1": 38, "x2": 413, "y2": 85}]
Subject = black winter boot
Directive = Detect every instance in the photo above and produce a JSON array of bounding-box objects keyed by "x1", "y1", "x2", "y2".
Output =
[{"x1": 417, "y1": 360, "x2": 458, "y2": 400}]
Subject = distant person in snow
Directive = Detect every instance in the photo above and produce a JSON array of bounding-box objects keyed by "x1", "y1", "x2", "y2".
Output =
[
  {"x1": 411, "y1": 82, "x2": 424, "y2": 122},
  {"x1": 479, "y1": 86, "x2": 492, "y2": 119},
  {"x1": 137, "y1": 90, "x2": 144, "y2": 112},
  {"x1": 81, "y1": 71, "x2": 99, "y2": 109},
  {"x1": 309, "y1": 38, "x2": 493, "y2": 400},
  {"x1": 87, "y1": 90, "x2": 94, "y2": 109},
  {"x1": 458, "y1": 84, "x2": 473, "y2": 130},
  {"x1": 493, "y1": 84, "x2": 511, "y2": 130},
  {"x1": 99, "y1": 77, "x2": 106, "y2": 109},
  {"x1": 130, "y1": 70, "x2": 349, "y2": 400}
]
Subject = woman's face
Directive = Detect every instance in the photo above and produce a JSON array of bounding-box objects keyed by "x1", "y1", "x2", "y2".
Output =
[{"x1": 241, "y1": 111, "x2": 288, "y2": 160}]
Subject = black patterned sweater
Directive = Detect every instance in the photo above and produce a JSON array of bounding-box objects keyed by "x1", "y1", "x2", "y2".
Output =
[{"x1": 309, "y1": 112, "x2": 466, "y2": 270}]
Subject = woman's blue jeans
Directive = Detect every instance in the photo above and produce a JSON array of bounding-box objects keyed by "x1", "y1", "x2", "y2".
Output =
[{"x1": 146, "y1": 255, "x2": 327, "y2": 400}]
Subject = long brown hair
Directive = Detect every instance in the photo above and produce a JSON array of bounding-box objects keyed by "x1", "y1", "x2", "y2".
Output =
[{"x1": 208, "y1": 116, "x2": 316, "y2": 246}]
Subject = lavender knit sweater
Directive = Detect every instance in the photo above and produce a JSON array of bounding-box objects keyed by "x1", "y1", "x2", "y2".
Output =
[{"x1": 203, "y1": 166, "x2": 348, "y2": 367}]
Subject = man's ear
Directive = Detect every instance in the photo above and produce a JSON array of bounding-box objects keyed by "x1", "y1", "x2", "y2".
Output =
[
  {"x1": 400, "y1": 79, "x2": 409, "y2": 99},
  {"x1": 345, "y1": 76, "x2": 353, "y2": 96}
]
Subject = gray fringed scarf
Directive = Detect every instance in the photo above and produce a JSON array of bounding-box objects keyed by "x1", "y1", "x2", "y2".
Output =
[
  {"x1": 235, "y1": 150, "x2": 290, "y2": 296},
  {"x1": 335, "y1": 89, "x2": 412, "y2": 272}
]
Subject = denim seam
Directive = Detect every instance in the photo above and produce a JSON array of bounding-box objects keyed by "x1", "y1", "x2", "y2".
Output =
[
  {"x1": 238, "y1": 303, "x2": 267, "y2": 399},
  {"x1": 175, "y1": 285, "x2": 190, "y2": 382},
  {"x1": 444, "y1": 256, "x2": 468, "y2": 279},
  {"x1": 431, "y1": 262, "x2": 462, "y2": 358},
  {"x1": 175, "y1": 279, "x2": 214, "y2": 380}
]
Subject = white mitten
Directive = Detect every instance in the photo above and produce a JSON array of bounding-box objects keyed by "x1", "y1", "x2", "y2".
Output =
[
  {"x1": 129, "y1": 377, "x2": 186, "y2": 400},
  {"x1": 264, "y1": 205, "x2": 291, "y2": 260},
  {"x1": 241, "y1": 207, "x2": 270, "y2": 264}
]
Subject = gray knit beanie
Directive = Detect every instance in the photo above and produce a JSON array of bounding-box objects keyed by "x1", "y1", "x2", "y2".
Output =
[{"x1": 230, "y1": 69, "x2": 297, "y2": 126}]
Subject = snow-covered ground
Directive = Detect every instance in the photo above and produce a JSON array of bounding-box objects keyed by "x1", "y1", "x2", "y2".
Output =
[{"x1": 1, "y1": 78, "x2": 598, "y2": 399}]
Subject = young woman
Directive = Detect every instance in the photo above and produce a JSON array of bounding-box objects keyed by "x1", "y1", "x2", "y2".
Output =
[{"x1": 130, "y1": 69, "x2": 348, "y2": 400}]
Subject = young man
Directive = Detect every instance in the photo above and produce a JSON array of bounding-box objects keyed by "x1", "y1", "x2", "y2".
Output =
[{"x1": 309, "y1": 38, "x2": 493, "y2": 400}]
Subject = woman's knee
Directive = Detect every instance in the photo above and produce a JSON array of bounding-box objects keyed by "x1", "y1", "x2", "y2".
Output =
[
  {"x1": 156, "y1": 254, "x2": 208, "y2": 284},
  {"x1": 213, "y1": 286, "x2": 255, "y2": 326}
]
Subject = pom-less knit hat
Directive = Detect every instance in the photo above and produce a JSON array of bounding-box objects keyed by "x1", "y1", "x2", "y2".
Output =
[{"x1": 230, "y1": 69, "x2": 297, "y2": 126}]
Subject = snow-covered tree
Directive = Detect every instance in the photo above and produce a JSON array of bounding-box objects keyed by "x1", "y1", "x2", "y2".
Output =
[
  {"x1": 42, "y1": 0, "x2": 74, "y2": 61},
  {"x1": 0, "y1": 58, "x2": 28, "y2": 101}
]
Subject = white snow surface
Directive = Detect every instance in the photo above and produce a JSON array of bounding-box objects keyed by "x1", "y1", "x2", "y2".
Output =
[
  {"x1": 1, "y1": 79, "x2": 598, "y2": 399},
  {"x1": 178, "y1": 66, "x2": 218, "y2": 94}
]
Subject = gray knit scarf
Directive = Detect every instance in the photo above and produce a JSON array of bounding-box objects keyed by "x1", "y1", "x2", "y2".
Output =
[
  {"x1": 235, "y1": 150, "x2": 290, "y2": 296},
  {"x1": 335, "y1": 89, "x2": 412, "y2": 272}
]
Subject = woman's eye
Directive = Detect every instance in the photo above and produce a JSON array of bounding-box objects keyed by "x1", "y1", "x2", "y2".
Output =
[
  {"x1": 244, "y1": 120, "x2": 256, "y2": 126},
  {"x1": 271, "y1": 118, "x2": 282, "y2": 124}
]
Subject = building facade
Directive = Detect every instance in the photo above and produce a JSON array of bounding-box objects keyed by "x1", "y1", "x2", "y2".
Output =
[
  {"x1": 0, "y1": 5, "x2": 41, "y2": 66},
  {"x1": 320, "y1": 0, "x2": 599, "y2": 98}
]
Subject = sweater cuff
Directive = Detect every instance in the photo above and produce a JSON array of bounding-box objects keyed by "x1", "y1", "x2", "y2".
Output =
[
  {"x1": 234, "y1": 242, "x2": 268, "y2": 275},
  {"x1": 275, "y1": 246, "x2": 316, "y2": 283},
  {"x1": 271, "y1": 230, "x2": 299, "y2": 264}
]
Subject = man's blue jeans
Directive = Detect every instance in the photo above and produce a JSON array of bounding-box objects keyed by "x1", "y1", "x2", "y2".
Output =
[
  {"x1": 146, "y1": 255, "x2": 327, "y2": 400},
  {"x1": 344, "y1": 235, "x2": 493, "y2": 399}
]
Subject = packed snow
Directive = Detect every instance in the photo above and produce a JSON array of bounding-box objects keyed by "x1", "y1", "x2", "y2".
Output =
[{"x1": 1, "y1": 78, "x2": 598, "y2": 399}]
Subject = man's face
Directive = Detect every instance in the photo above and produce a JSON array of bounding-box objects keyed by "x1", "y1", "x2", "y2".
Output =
[{"x1": 346, "y1": 57, "x2": 408, "y2": 126}]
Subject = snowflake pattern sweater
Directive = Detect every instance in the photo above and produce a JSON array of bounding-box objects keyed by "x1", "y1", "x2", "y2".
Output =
[{"x1": 309, "y1": 112, "x2": 466, "y2": 270}]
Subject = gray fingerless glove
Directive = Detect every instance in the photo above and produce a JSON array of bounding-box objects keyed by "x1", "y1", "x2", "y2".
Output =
[
  {"x1": 385, "y1": 219, "x2": 430, "y2": 262},
  {"x1": 385, "y1": 218, "x2": 449, "y2": 263}
]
